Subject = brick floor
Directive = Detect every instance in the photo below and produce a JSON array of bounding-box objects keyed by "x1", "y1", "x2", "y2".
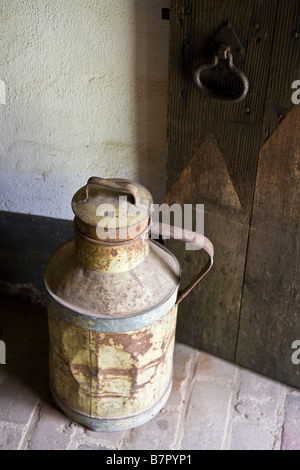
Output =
[
  {"x1": 281, "y1": 394, "x2": 300, "y2": 450},
  {"x1": 0, "y1": 296, "x2": 299, "y2": 450}
]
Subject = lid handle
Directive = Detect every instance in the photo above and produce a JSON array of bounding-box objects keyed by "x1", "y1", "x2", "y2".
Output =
[{"x1": 82, "y1": 176, "x2": 144, "y2": 210}]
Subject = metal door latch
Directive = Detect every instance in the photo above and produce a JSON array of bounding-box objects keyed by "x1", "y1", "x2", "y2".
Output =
[{"x1": 194, "y1": 21, "x2": 249, "y2": 103}]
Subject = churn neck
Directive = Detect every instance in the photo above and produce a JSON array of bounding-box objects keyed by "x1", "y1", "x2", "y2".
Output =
[{"x1": 71, "y1": 177, "x2": 153, "y2": 273}]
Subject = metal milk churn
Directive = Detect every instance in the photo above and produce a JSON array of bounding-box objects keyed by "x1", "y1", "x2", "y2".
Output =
[{"x1": 44, "y1": 177, "x2": 214, "y2": 431}]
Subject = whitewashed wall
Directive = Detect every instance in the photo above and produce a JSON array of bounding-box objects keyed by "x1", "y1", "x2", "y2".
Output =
[{"x1": 0, "y1": 0, "x2": 169, "y2": 219}]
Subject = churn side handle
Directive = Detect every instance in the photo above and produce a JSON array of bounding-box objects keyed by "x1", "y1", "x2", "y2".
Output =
[{"x1": 151, "y1": 222, "x2": 214, "y2": 306}]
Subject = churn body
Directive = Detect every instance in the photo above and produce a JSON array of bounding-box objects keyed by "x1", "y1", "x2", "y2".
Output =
[{"x1": 44, "y1": 177, "x2": 213, "y2": 431}]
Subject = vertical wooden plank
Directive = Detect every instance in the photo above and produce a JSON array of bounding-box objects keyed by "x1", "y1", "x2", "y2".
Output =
[
  {"x1": 236, "y1": 0, "x2": 300, "y2": 387},
  {"x1": 236, "y1": 104, "x2": 300, "y2": 388},
  {"x1": 168, "y1": 0, "x2": 279, "y2": 212},
  {"x1": 261, "y1": 1, "x2": 300, "y2": 145},
  {"x1": 166, "y1": 134, "x2": 249, "y2": 360},
  {"x1": 167, "y1": 0, "x2": 279, "y2": 360}
]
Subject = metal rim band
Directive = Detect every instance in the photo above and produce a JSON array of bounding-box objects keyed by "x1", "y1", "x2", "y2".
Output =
[
  {"x1": 73, "y1": 218, "x2": 151, "y2": 247},
  {"x1": 50, "y1": 379, "x2": 172, "y2": 432},
  {"x1": 46, "y1": 289, "x2": 178, "y2": 333}
]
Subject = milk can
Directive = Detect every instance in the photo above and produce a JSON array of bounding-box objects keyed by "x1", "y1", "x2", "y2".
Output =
[{"x1": 44, "y1": 177, "x2": 214, "y2": 431}]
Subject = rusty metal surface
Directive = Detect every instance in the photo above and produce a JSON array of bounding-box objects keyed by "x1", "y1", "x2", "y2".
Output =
[
  {"x1": 193, "y1": 21, "x2": 249, "y2": 103},
  {"x1": 44, "y1": 239, "x2": 180, "y2": 319},
  {"x1": 72, "y1": 177, "x2": 153, "y2": 241},
  {"x1": 48, "y1": 305, "x2": 177, "y2": 423},
  {"x1": 46, "y1": 289, "x2": 178, "y2": 333},
  {"x1": 45, "y1": 177, "x2": 213, "y2": 431},
  {"x1": 50, "y1": 378, "x2": 172, "y2": 432},
  {"x1": 151, "y1": 222, "x2": 214, "y2": 305},
  {"x1": 73, "y1": 223, "x2": 150, "y2": 273}
]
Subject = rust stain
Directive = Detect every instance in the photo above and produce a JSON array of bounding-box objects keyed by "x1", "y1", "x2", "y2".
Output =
[
  {"x1": 74, "y1": 226, "x2": 149, "y2": 272},
  {"x1": 46, "y1": 179, "x2": 181, "y2": 426},
  {"x1": 92, "y1": 329, "x2": 154, "y2": 399},
  {"x1": 49, "y1": 300, "x2": 177, "y2": 421},
  {"x1": 109, "y1": 331, "x2": 153, "y2": 358}
]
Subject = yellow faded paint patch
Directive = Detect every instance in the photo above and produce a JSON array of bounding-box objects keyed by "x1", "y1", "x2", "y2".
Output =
[
  {"x1": 48, "y1": 305, "x2": 177, "y2": 420},
  {"x1": 97, "y1": 344, "x2": 133, "y2": 370},
  {"x1": 74, "y1": 230, "x2": 149, "y2": 273}
]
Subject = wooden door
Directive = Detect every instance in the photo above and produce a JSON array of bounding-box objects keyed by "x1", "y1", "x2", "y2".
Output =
[{"x1": 167, "y1": 0, "x2": 300, "y2": 387}]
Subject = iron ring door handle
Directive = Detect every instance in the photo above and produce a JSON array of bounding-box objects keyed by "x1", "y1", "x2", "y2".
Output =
[{"x1": 194, "y1": 44, "x2": 249, "y2": 103}]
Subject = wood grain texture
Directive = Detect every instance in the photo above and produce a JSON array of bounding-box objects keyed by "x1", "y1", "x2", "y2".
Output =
[
  {"x1": 168, "y1": 0, "x2": 279, "y2": 214},
  {"x1": 261, "y1": 1, "x2": 300, "y2": 145},
  {"x1": 167, "y1": 0, "x2": 280, "y2": 360},
  {"x1": 166, "y1": 135, "x2": 248, "y2": 360},
  {"x1": 167, "y1": 0, "x2": 300, "y2": 377},
  {"x1": 236, "y1": 104, "x2": 300, "y2": 387}
]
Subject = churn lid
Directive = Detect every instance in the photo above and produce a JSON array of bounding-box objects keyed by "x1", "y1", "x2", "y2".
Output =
[{"x1": 72, "y1": 177, "x2": 153, "y2": 241}]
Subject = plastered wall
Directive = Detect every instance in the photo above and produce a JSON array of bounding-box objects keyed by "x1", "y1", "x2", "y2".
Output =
[{"x1": 0, "y1": 0, "x2": 169, "y2": 219}]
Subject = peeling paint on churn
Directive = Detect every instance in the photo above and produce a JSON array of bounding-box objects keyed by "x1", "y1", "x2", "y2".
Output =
[{"x1": 44, "y1": 177, "x2": 214, "y2": 431}]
